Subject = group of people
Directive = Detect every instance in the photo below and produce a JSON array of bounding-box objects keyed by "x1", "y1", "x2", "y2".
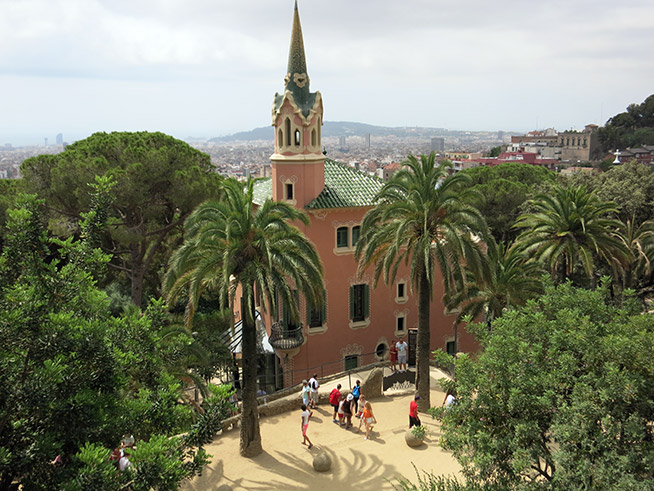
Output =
[
  {"x1": 301, "y1": 379, "x2": 379, "y2": 448},
  {"x1": 389, "y1": 338, "x2": 409, "y2": 372},
  {"x1": 329, "y1": 380, "x2": 378, "y2": 440}
]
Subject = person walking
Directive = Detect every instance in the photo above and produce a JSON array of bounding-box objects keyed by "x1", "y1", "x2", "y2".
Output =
[
  {"x1": 443, "y1": 388, "x2": 457, "y2": 409},
  {"x1": 362, "y1": 401, "x2": 377, "y2": 441},
  {"x1": 409, "y1": 394, "x2": 421, "y2": 428},
  {"x1": 396, "y1": 338, "x2": 408, "y2": 372},
  {"x1": 300, "y1": 404, "x2": 313, "y2": 449},
  {"x1": 329, "y1": 384, "x2": 342, "y2": 423}
]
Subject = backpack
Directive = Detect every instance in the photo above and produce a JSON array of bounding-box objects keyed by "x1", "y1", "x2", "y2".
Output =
[{"x1": 329, "y1": 389, "x2": 339, "y2": 405}]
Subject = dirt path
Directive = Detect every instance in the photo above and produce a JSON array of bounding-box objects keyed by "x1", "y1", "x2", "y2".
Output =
[{"x1": 183, "y1": 368, "x2": 461, "y2": 490}]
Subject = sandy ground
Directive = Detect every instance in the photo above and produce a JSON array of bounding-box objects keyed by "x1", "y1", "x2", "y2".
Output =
[{"x1": 183, "y1": 367, "x2": 461, "y2": 491}]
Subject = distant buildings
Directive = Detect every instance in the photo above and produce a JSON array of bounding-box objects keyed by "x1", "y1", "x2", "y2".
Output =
[{"x1": 509, "y1": 125, "x2": 601, "y2": 162}]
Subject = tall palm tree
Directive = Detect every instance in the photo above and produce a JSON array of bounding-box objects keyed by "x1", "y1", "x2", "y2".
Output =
[
  {"x1": 164, "y1": 178, "x2": 324, "y2": 457},
  {"x1": 514, "y1": 185, "x2": 631, "y2": 283},
  {"x1": 445, "y1": 238, "x2": 544, "y2": 333},
  {"x1": 355, "y1": 153, "x2": 488, "y2": 410}
]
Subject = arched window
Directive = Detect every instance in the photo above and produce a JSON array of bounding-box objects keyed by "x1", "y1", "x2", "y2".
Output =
[
  {"x1": 311, "y1": 129, "x2": 316, "y2": 147},
  {"x1": 285, "y1": 118, "x2": 291, "y2": 147},
  {"x1": 278, "y1": 128, "x2": 283, "y2": 149},
  {"x1": 294, "y1": 129, "x2": 301, "y2": 146}
]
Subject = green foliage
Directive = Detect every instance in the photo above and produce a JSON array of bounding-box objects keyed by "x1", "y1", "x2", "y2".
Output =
[
  {"x1": 488, "y1": 146, "x2": 502, "y2": 158},
  {"x1": 514, "y1": 185, "x2": 631, "y2": 282},
  {"x1": 460, "y1": 163, "x2": 556, "y2": 242},
  {"x1": 411, "y1": 425, "x2": 427, "y2": 440},
  {"x1": 598, "y1": 94, "x2": 654, "y2": 151},
  {"x1": 20, "y1": 131, "x2": 223, "y2": 306},
  {"x1": 445, "y1": 238, "x2": 545, "y2": 328},
  {"x1": 393, "y1": 465, "x2": 481, "y2": 491},
  {"x1": 439, "y1": 280, "x2": 654, "y2": 489},
  {"x1": 0, "y1": 194, "x2": 215, "y2": 488}
]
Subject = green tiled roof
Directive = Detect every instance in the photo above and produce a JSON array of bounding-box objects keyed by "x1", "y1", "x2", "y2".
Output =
[
  {"x1": 307, "y1": 159, "x2": 383, "y2": 209},
  {"x1": 252, "y1": 159, "x2": 384, "y2": 209}
]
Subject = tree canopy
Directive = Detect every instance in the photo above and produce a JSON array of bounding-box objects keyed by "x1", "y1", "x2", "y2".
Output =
[
  {"x1": 598, "y1": 94, "x2": 654, "y2": 152},
  {"x1": 460, "y1": 163, "x2": 556, "y2": 243},
  {"x1": 0, "y1": 191, "x2": 223, "y2": 489},
  {"x1": 438, "y1": 280, "x2": 654, "y2": 489},
  {"x1": 20, "y1": 131, "x2": 222, "y2": 307}
]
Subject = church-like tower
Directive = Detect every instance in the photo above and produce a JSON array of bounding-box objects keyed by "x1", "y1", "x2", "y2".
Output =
[{"x1": 271, "y1": 0, "x2": 325, "y2": 208}]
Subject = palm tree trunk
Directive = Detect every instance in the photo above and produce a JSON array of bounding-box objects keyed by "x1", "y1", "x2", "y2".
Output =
[
  {"x1": 239, "y1": 294, "x2": 262, "y2": 457},
  {"x1": 415, "y1": 269, "x2": 431, "y2": 412}
]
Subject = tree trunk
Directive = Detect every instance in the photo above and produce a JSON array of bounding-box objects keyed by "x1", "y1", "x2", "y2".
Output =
[
  {"x1": 239, "y1": 294, "x2": 262, "y2": 457},
  {"x1": 415, "y1": 269, "x2": 431, "y2": 412}
]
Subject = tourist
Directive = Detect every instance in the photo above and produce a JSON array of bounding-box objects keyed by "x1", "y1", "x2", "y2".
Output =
[
  {"x1": 343, "y1": 393, "x2": 354, "y2": 429},
  {"x1": 362, "y1": 401, "x2": 377, "y2": 441},
  {"x1": 329, "y1": 383, "x2": 342, "y2": 422},
  {"x1": 308, "y1": 373, "x2": 320, "y2": 408},
  {"x1": 356, "y1": 395, "x2": 367, "y2": 432},
  {"x1": 396, "y1": 338, "x2": 408, "y2": 372},
  {"x1": 352, "y1": 379, "x2": 361, "y2": 411},
  {"x1": 257, "y1": 386, "x2": 268, "y2": 405},
  {"x1": 409, "y1": 394, "x2": 421, "y2": 428},
  {"x1": 301, "y1": 380, "x2": 311, "y2": 407},
  {"x1": 337, "y1": 394, "x2": 346, "y2": 426},
  {"x1": 356, "y1": 394, "x2": 366, "y2": 419},
  {"x1": 119, "y1": 449, "x2": 132, "y2": 473},
  {"x1": 300, "y1": 404, "x2": 313, "y2": 449},
  {"x1": 389, "y1": 339, "x2": 398, "y2": 371},
  {"x1": 443, "y1": 388, "x2": 457, "y2": 409}
]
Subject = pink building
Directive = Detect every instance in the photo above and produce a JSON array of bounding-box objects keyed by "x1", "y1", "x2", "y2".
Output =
[{"x1": 247, "y1": 3, "x2": 469, "y2": 388}]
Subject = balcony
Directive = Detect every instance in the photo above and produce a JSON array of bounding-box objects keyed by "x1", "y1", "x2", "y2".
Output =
[{"x1": 269, "y1": 322, "x2": 304, "y2": 351}]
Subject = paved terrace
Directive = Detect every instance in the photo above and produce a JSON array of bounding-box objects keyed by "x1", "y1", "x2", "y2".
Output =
[{"x1": 183, "y1": 366, "x2": 462, "y2": 490}]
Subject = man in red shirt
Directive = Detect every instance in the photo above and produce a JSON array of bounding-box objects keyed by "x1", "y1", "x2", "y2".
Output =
[
  {"x1": 409, "y1": 394, "x2": 421, "y2": 428},
  {"x1": 329, "y1": 384, "x2": 342, "y2": 423}
]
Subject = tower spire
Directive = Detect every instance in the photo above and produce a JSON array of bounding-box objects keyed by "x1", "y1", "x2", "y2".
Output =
[{"x1": 285, "y1": 0, "x2": 310, "y2": 107}]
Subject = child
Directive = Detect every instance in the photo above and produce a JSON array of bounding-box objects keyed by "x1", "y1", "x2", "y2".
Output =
[
  {"x1": 337, "y1": 394, "x2": 346, "y2": 426},
  {"x1": 362, "y1": 401, "x2": 377, "y2": 441},
  {"x1": 356, "y1": 395, "x2": 367, "y2": 432},
  {"x1": 300, "y1": 404, "x2": 313, "y2": 449}
]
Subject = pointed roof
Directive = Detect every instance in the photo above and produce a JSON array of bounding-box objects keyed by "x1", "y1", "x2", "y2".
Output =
[{"x1": 273, "y1": 1, "x2": 317, "y2": 119}]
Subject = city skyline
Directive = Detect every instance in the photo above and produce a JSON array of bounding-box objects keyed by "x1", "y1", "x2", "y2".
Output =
[{"x1": 1, "y1": 0, "x2": 653, "y2": 145}]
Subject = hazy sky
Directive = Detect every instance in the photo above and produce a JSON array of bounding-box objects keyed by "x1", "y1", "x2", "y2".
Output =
[{"x1": 1, "y1": 0, "x2": 653, "y2": 145}]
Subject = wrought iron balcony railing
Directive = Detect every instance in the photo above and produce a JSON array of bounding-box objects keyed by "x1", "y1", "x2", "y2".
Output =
[{"x1": 269, "y1": 322, "x2": 304, "y2": 351}]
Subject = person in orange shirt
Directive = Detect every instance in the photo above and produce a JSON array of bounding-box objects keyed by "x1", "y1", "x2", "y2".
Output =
[{"x1": 362, "y1": 401, "x2": 377, "y2": 441}]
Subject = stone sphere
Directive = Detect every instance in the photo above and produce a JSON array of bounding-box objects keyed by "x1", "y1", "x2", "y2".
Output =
[
  {"x1": 405, "y1": 428, "x2": 424, "y2": 447},
  {"x1": 312, "y1": 451, "x2": 332, "y2": 472}
]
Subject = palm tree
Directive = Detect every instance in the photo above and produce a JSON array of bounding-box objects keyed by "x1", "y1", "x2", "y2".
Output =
[
  {"x1": 619, "y1": 216, "x2": 654, "y2": 290},
  {"x1": 355, "y1": 153, "x2": 488, "y2": 410},
  {"x1": 514, "y1": 185, "x2": 631, "y2": 283},
  {"x1": 445, "y1": 238, "x2": 544, "y2": 333},
  {"x1": 164, "y1": 178, "x2": 324, "y2": 457}
]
